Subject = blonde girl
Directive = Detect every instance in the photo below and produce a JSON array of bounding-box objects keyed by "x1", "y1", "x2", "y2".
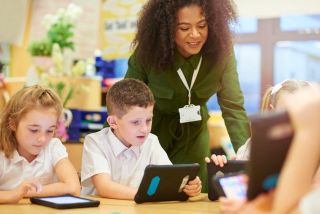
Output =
[
  {"x1": 208, "y1": 79, "x2": 311, "y2": 163},
  {"x1": 0, "y1": 85, "x2": 80, "y2": 203}
]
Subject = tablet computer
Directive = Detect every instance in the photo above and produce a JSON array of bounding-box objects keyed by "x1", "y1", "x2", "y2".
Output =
[
  {"x1": 134, "y1": 163, "x2": 200, "y2": 203},
  {"x1": 207, "y1": 160, "x2": 248, "y2": 201},
  {"x1": 30, "y1": 195, "x2": 100, "y2": 209},
  {"x1": 212, "y1": 171, "x2": 247, "y2": 200},
  {"x1": 247, "y1": 111, "x2": 293, "y2": 200}
]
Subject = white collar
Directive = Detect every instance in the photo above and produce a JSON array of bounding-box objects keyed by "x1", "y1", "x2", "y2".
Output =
[
  {"x1": 11, "y1": 149, "x2": 44, "y2": 164},
  {"x1": 107, "y1": 128, "x2": 142, "y2": 158}
]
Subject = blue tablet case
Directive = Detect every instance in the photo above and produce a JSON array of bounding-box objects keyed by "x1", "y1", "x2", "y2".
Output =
[
  {"x1": 134, "y1": 163, "x2": 200, "y2": 203},
  {"x1": 207, "y1": 160, "x2": 248, "y2": 201}
]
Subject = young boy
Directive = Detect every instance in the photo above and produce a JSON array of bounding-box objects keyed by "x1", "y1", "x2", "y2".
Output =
[{"x1": 81, "y1": 78, "x2": 201, "y2": 199}]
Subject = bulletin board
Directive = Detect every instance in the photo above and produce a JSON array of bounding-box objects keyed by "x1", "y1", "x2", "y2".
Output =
[{"x1": 101, "y1": 0, "x2": 146, "y2": 60}]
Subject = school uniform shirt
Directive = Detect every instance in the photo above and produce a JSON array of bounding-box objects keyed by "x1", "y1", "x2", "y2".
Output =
[
  {"x1": 81, "y1": 127, "x2": 172, "y2": 195},
  {"x1": 0, "y1": 138, "x2": 67, "y2": 190},
  {"x1": 300, "y1": 187, "x2": 320, "y2": 214},
  {"x1": 125, "y1": 50, "x2": 251, "y2": 191},
  {"x1": 236, "y1": 138, "x2": 251, "y2": 160}
]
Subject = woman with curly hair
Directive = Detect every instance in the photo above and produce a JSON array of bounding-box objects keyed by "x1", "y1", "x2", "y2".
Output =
[{"x1": 125, "y1": 0, "x2": 250, "y2": 192}]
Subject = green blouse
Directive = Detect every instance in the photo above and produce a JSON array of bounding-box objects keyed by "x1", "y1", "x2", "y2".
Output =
[
  {"x1": 126, "y1": 51, "x2": 250, "y2": 151},
  {"x1": 125, "y1": 50, "x2": 251, "y2": 191}
]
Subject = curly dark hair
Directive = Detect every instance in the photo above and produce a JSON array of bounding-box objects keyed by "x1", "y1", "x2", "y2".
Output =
[{"x1": 132, "y1": 0, "x2": 237, "y2": 70}]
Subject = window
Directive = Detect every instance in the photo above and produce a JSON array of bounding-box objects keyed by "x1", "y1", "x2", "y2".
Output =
[
  {"x1": 235, "y1": 44, "x2": 261, "y2": 113},
  {"x1": 207, "y1": 44, "x2": 261, "y2": 113},
  {"x1": 280, "y1": 15, "x2": 320, "y2": 32},
  {"x1": 233, "y1": 17, "x2": 258, "y2": 34},
  {"x1": 274, "y1": 40, "x2": 320, "y2": 83}
]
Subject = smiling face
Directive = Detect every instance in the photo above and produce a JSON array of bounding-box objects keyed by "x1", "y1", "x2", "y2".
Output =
[
  {"x1": 108, "y1": 105, "x2": 153, "y2": 148},
  {"x1": 175, "y1": 4, "x2": 208, "y2": 58},
  {"x1": 13, "y1": 107, "x2": 58, "y2": 162}
]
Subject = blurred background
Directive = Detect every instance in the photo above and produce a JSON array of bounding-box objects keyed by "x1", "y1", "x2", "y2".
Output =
[{"x1": 0, "y1": 0, "x2": 319, "y2": 167}]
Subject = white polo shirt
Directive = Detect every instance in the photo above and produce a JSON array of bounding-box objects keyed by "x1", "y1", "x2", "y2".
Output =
[
  {"x1": 0, "y1": 138, "x2": 68, "y2": 190},
  {"x1": 81, "y1": 127, "x2": 172, "y2": 195}
]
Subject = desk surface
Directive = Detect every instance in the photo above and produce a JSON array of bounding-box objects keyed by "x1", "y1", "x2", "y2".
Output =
[{"x1": 0, "y1": 194, "x2": 219, "y2": 214}]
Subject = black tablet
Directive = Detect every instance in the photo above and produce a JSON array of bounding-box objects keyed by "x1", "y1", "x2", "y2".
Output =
[
  {"x1": 247, "y1": 111, "x2": 293, "y2": 200},
  {"x1": 30, "y1": 195, "x2": 100, "y2": 209},
  {"x1": 207, "y1": 160, "x2": 248, "y2": 201},
  {"x1": 134, "y1": 163, "x2": 200, "y2": 203}
]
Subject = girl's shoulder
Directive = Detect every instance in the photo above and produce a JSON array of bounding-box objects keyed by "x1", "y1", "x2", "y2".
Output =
[
  {"x1": 43, "y1": 138, "x2": 68, "y2": 165},
  {"x1": 43, "y1": 138, "x2": 66, "y2": 156},
  {"x1": 47, "y1": 138, "x2": 64, "y2": 148}
]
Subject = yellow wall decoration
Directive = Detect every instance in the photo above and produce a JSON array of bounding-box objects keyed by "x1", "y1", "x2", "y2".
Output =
[{"x1": 101, "y1": 0, "x2": 146, "y2": 59}]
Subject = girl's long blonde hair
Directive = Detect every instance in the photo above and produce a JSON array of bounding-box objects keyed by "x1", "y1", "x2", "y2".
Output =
[
  {"x1": 260, "y1": 80, "x2": 310, "y2": 112},
  {"x1": 0, "y1": 85, "x2": 62, "y2": 158}
]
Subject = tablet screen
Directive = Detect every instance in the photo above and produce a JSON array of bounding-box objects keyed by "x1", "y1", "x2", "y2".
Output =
[
  {"x1": 219, "y1": 174, "x2": 247, "y2": 200},
  {"x1": 37, "y1": 196, "x2": 92, "y2": 204}
]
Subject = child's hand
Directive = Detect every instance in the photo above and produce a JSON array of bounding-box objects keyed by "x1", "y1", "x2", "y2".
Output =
[
  {"x1": 219, "y1": 190, "x2": 274, "y2": 214},
  {"x1": 10, "y1": 180, "x2": 42, "y2": 203},
  {"x1": 21, "y1": 179, "x2": 42, "y2": 198},
  {"x1": 219, "y1": 196, "x2": 246, "y2": 214},
  {"x1": 183, "y1": 176, "x2": 202, "y2": 197},
  {"x1": 205, "y1": 154, "x2": 228, "y2": 167}
]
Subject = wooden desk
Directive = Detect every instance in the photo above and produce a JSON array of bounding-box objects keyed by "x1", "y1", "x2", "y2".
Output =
[{"x1": 0, "y1": 194, "x2": 220, "y2": 214}]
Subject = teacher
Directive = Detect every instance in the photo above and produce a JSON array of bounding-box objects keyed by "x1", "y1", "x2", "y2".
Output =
[{"x1": 125, "y1": 0, "x2": 250, "y2": 192}]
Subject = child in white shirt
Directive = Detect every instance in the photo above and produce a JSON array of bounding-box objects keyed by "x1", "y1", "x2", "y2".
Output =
[
  {"x1": 0, "y1": 85, "x2": 80, "y2": 203},
  {"x1": 208, "y1": 79, "x2": 311, "y2": 165},
  {"x1": 81, "y1": 78, "x2": 201, "y2": 199}
]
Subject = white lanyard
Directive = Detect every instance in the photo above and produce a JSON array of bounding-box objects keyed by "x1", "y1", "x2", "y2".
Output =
[{"x1": 177, "y1": 57, "x2": 202, "y2": 105}]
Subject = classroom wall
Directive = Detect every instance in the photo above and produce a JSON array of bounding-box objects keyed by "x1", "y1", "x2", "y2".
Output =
[
  {"x1": 9, "y1": 0, "x2": 101, "y2": 78},
  {"x1": 7, "y1": 0, "x2": 32, "y2": 77},
  {"x1": 7, "y1": 0, "x2": 320, "y2": 78}
]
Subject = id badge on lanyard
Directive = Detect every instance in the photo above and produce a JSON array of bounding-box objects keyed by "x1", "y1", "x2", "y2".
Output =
[{"x1": 177, "y1": 57, "x2": 202, "y2": 123}]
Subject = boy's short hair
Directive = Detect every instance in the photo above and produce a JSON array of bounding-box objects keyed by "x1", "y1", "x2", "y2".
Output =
[{"x1": 106, "y1": 78, "x2": 155, "y2": 118}]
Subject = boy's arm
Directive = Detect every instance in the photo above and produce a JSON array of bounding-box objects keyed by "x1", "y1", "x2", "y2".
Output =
[
  {"x1": 27, "y1": 158, "x2": 81, "y2": 197},
  {"x1": 92, "y1": 173, "x2": 137, "y2": 200}
]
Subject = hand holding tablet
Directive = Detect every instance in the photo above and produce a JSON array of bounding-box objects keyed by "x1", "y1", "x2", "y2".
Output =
[{"x1": 134, "y1": 164, "x2": 200, "y2": 203}]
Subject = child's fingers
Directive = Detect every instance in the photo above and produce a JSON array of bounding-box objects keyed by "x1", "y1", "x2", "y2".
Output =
[
  {"x1": 204, "y1": 157, "x2": 211, "y2": 163},
  {"x1": 183, "y1": 177, "x2": 201, "y2": 194},
  {"x1": 219, "y1": 197, "x2": 246, "y2": 213},
  {"x1": 212, "y1": 154, "x2": 227, "y2": 167},
  {"x1": 210, "y1": 154, "x2": 219, "y2": 165},
  {"x1": 25, "y1": 179, "x2": 43, "y2": 193},
  {"x1": 218, "y1": 155, "x2": 227, "y2": 166},
  {"x1": 183, "y1": 182, "x2": 202, "y2": 196},
  {"x1": 187, "y1": 176, "x2": 201, "y2": 185}
]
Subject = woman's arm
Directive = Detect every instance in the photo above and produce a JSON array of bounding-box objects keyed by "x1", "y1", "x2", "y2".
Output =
[
  {"x1": 217, "y1": 51, "x2": 251, "y2": 151},
  {"x1": 27, "y1": 158, "x2": 80, "y2": 197},
  {"x1": 92, "y1": 173, "x2": 137, "y2": 200}
]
